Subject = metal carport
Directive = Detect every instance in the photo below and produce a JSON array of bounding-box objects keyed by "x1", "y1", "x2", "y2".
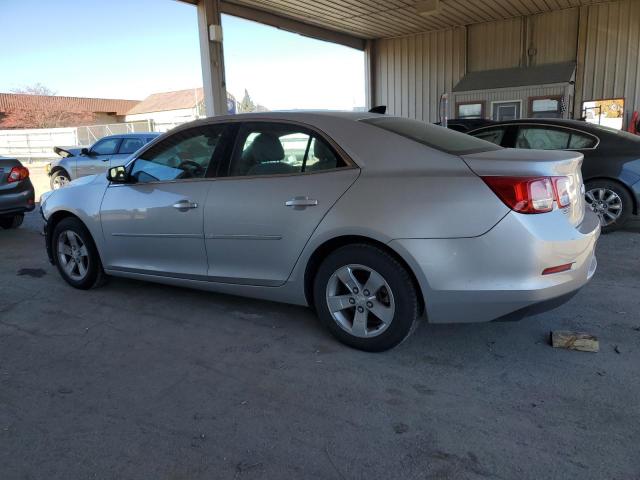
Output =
[{"x1": 179, "y1": 0, "x2": 640, "y2": 130}]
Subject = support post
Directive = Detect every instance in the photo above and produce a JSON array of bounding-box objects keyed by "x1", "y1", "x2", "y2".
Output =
[
  {"x1": 364, "y1": 40, "x2": 376, "y2": 109},
  {"x1": 197, "y1": 0, "x2": 228, "y2": 116}
]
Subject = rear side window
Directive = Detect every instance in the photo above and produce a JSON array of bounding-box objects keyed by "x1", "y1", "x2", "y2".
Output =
[
  {"x1": 516, "y1": 127, "x2": 570, "y2": 149},
  {"x1": 568, "y1": 132, "x2": 597, "y2": 149},
  {"x1": 229, "y1": 123, "x2": 345, "y2": 177},
  {"x1": 515, "y1": 126, "x2": 598, "y2": 150},
  {"x1": 472, "y1": 127, "x2": 506, "y2": 146},
  {"x1": 361, "y1": 117, "x2": 501, "y2": 155},
  {"x1": 119, "y1": 138, "x2": 144, "y2": 154}
]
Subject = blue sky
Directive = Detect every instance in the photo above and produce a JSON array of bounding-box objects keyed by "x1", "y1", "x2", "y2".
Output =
[{"x1": 0, "y1": 0, "x2": 365, "y2": 109}]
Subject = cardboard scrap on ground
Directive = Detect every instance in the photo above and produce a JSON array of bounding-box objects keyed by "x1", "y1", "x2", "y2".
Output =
[{"x1": 551, "y1": 331, "x2": 599, "y2": 352}]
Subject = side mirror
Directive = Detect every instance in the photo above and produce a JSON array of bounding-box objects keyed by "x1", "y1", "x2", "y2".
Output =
[
  {"x1": 81, "y1": 147, "x2": 90, "y2": 156},
  {"x1": 107, "y1": 165, "x2": 129, "y2": 183}
]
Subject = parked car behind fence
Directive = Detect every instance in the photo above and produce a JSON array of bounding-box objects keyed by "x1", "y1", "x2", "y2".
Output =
[{"x1": 48, "y1": 133, "x2": 160, "y2": 189}]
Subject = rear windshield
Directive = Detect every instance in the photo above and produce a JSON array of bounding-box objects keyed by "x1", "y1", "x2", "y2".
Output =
[
  {"x1": 590, "y1": 123, "x2": 640, "y2": 143},
  {"x1": 361, "y1": 116, "x2": 502, "y2": 155}
]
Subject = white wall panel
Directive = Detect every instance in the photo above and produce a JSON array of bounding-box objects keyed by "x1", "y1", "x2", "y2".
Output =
[
  {"x1": 374, "y1": 28, "x2": 466, "y2": 122},
  {"x1": 575, "y1": 0, "x2": 640, "y2": 124}
]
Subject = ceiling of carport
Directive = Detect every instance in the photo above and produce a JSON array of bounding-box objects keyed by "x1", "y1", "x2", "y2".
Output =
[{"x1": 183, "y1": 0, "x2": 612, "y2": 39}]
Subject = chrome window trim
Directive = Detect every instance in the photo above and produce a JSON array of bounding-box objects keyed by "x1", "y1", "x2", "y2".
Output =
[{"x1": 123, "y1": 117, "x2": 358, "y2": 175}]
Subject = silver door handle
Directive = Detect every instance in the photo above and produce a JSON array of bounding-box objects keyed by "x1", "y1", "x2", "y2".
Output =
[
  {"x1": 285, "y1": 197, "x2": 318, "y2": 207},
  {"x1": 173, "y1": 200, "x2": 199, "y2": 211}
]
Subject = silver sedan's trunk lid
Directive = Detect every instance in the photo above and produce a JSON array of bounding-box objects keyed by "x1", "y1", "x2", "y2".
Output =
[{"x1": 461, "y1": 148, "x2": 585, "y2": 226}]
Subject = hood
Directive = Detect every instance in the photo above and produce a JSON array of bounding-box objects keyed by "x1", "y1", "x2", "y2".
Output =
[
  {"x1": 68, "y1": 173, "x2": 103, "y2": 188},
  {"x1": 54, "y1": 146, "x2": 84, "y2": 158}
]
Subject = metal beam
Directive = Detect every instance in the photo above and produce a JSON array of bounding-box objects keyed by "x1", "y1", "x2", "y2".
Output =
[
  {"x1": 219, "y1": 1, "x2": 366, "y2": 51},
  {"x1": 364, "y1": 40, "x2": 376, "y2": 108},
  {"x1": 197, "y1": 0, "x2": 228, "y2": 116}
]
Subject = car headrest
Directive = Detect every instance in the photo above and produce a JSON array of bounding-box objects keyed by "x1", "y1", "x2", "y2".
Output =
[
  {"x1": 245, "y1": 133, "x2": 284, "y2": 164},
  {"x1": 313, "y1": 139, "x2": 333, "y2": 162}
]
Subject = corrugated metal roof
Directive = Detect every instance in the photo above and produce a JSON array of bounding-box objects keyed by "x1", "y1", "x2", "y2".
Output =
[
  {"x1": 453, "y1": 62, "x2": 576, "y2": 92},
  {"x1": 214, "y1": 0, "x2": 611, "y2": 39},
  {"x1": 0, "y1": 93, "x2": 139, "y2": 115}
]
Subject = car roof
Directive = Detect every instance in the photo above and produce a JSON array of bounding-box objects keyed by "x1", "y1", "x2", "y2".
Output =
[
  {"x1": 472, "y1": 118, "x2": 599, "y2": 130},
  {"x1": 187, "y1": 110, "x2": 381, "y2": 125},
  {"x1": 101, "y1": 132, "x2": 160, "y2": 140}
]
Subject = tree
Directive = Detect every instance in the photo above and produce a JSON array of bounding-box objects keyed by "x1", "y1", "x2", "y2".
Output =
[
  {"x1": 238, "y1": 89, "x2": 256, "y2": 113},
  {"x1": 8, "y1": 83, "x2": 73, "y2": 128},
  {"x1": 10, "y1": 83, "x2": 57, "y2": 96}
]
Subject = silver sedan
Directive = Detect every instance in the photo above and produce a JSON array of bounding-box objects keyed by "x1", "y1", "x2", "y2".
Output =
[{"x1": 40, "y1": 112, "x2": 600, "y2": 351}]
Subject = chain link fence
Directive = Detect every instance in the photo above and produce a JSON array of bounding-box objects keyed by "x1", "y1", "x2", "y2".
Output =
[{"x1": 0, "y1": 120, "x2": 154, "y2": 162}]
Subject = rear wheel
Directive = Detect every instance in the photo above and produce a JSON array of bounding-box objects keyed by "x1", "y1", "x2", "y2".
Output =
[
  {"x1": 50, "y1": 170, "x2": 70, "y2": 190},
  {"x1": 585, "y1": 180, "x2": 632, "y2": 233},
  {"x1": 313, "y1": 244, "x2": 420, "y2": 352},
  {"x1": 0, "y1": 213, "x2": 24, "y2": 229},
  {"x1": 52, "y1": 217, "x2": 106, "y2": 289}
]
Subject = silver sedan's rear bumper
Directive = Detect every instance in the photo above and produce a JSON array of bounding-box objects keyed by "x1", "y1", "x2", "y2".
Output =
[{"x1": 390, "y1": 208, "x2": 600, "y2": 324}]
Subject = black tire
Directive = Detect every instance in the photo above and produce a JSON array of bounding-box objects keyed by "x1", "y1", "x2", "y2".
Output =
[
  {"x1": 50, "y1": 170, "x2": 70, "y2": 190},
  {"x1": 585, "y1": 180, "x2": 633, "y2": 233},
  {"x1": 0, "y1": 213, "x2": 24, "y2": 229},
  {"x1": 52, "y1": 217, "x2": 106, "y2": 289},
  {"x1": 313, "y1": 244, "x2": 420, "y2": 352}
]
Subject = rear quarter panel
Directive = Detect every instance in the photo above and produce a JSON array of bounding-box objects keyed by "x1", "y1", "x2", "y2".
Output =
[{"x1": 286, "y1": 122, "x2": 509, "y2": 287}]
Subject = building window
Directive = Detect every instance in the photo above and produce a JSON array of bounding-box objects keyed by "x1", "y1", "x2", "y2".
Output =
[
  {"x1": 582, "y1": 99, "x2": 625, "y2": 130},
  {"x1": 457, "y1": 102, "x2": 484, "y2": 119},
  {"x1": 529, "y1": 96, "x2": 563, "y2": 119}
]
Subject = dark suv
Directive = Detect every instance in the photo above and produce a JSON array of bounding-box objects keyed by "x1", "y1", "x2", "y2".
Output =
[{"x1": 0, "y1": 157, "x2": 35, "y2": 229}]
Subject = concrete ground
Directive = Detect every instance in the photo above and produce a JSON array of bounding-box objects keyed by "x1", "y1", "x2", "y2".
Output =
[{"x1": 1, "y1": 177, "x2": 640, "y2": 478}]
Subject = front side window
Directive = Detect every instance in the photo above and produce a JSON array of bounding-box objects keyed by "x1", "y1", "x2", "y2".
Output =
[
  {"x1": 229, "y1": 123, "x2": 344, "y2": 177},
  {"x1": 457, "y1": 102, "x2": 483, "y2": 119},
  {"x1": 516, "y1": 127, "x2": 570, "y2": 149},
  {"x1": 91, "y1": 138, "x2": 120, "y2": 156},
  {"x1": 118, "y1": 138, "x2": 144, "y2": 155},
  {"x1": 471, "y1": 127, "x2": 507, "y2": 146},
  {"x1": 130, "y1": 125, "x2": 223, "y2": 183},
  {"x1": 362, "y1": 117, "x2": 501, "y2": 155}
]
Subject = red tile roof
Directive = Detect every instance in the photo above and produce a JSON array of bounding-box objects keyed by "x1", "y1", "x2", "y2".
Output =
[{"x1": 0, "y1": 93, "x2": 139, "y2": 116}]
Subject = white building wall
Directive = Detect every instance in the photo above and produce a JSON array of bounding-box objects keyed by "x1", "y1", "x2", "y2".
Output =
[{"x1": 125, "y1": 108, "x2": 199, "y2": 132}]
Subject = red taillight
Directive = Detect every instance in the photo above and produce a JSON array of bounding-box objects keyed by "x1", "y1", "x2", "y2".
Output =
[
  {"x1": 7, "y1": 166, "x2": 29, "y2": 183},
  {"x1": 553, "y1": 176, "x2": 571, "y2": 208},
  {"x1": 542, "y1": 263, "x2": 573, "y2": 275},
  {"x1": 482, "y1": 176, "x2": 571, "y2": 214}
]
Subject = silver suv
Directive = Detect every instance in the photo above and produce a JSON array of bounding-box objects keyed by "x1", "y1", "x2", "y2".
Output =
[{"x1": 48, "y1": 133, "x2": 159, "y2": 189}]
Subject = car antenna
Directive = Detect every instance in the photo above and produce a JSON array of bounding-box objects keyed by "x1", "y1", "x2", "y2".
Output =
[{"x1": 368, "y1": 105, "x2": 386, "y2": 114}]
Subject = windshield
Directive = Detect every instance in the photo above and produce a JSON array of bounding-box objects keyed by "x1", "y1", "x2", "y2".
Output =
[{"x1": 361, "y1": 116, "x2": 502, "y2": 155}]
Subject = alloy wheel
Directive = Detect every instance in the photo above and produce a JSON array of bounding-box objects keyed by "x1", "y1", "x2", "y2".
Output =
[
  {"x1": 325, "y1": 264, "x2": 395, "y2": 338},
  {"x1": 57, "y1": 230, "x2": 90, "y2": 281},
  {"x1": 52, "y1": 175, "x2": 70, "y2": 189},
  {"x1": 585, "y1": 188, "x2": 623, "y2": 226}
]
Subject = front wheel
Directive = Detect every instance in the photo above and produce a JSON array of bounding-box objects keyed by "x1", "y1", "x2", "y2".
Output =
[
  {"x1": 585, "y1": 180, "x2": 632, "y2": 233},
  {"x1": 0, "y1": 213, "x2": 24, "y2": 229},
  {"x1": 50, "y1": 170, "x2": 70, "y2": 190},
  {"x1": 313, "y1": 244, "x2": 420, "y2": 352},
  {"x1": 52, "y1": 217, "x2": 106, "y2": 289}
]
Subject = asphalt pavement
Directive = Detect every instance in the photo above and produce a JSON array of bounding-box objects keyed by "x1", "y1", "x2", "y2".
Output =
[{"x1": 1, "y1": 211, "x2": 639, "y2": 480}]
